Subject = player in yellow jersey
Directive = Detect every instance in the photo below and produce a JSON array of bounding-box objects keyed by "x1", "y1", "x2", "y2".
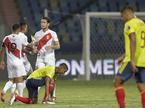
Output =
[
  {"x1": 114, "y1": 6, "x2": 145, "y2": 108},
  {"x1": 10, "y1": 63, "x2": 68, "y2": 105}
]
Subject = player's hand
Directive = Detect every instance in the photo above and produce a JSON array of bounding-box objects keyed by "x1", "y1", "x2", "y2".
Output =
[
  {"x1": 117, "y1": 56, "x2": 124, "y2": 65},
  {"x1": 130, "y1": 61, "x2": 138, "y2": 73},
  {"x1": 32, "y1": 46, "x2": 38, "y2": 54},
  {"x1": 46, "y1": 46, "x2": 52, "y2": 50},
  {"x1": 0, "y1": 61, "x2": 5, "y2": 70}
]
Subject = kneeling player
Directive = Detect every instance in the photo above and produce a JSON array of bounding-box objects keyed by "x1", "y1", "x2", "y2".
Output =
[{"x1": 10, "y1": 63, "x2": 68, "y2": 105}]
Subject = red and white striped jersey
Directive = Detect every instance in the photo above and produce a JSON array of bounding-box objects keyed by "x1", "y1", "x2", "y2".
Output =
[{"x1": 2, "y1": 33, "x2": 26, "y2": 64}]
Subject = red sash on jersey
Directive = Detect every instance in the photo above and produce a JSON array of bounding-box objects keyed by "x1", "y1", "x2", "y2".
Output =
[
  {"x1": 37, "y1": 33, "x2": 52, "y2": 51},
  {"x1": 4, "y1": 37, "x2": 20, "y2": 58}
]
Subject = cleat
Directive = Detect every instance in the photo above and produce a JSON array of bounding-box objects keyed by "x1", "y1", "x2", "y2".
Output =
[
  {"x1": 1, "y1": 92, "x2": 5, "y2": 102},
  {"x1": 47, "y1": 101, "x2": 56, "y2": 105},
  {"x1": 52, "y1": 97, "x2": 56, "y2": 101}
]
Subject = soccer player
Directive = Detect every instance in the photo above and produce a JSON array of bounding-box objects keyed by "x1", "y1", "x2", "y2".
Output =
[
  {"x1": 0, "y1": 24, "x2": 31, "y2": 102},
  {"x1": 34, "y1": 17, "x2": 60, "y2": 100},
  {"x1": 0, "y1": 22, "x2": 33, "y2": 102},
  {"x1": 19, "y1": 22, "x2": 33, "y2": 75},
  {"x1": 114, "y1": 6, "x2": 145, "y2": 108},
  {"x1": 10, "y1": 63, "x2": 68, "y2": 105}
]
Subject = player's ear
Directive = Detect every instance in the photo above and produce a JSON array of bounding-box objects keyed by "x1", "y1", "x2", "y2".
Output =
[{"x1": 48, "y1": 23, "x2": 50, "y2": 27}]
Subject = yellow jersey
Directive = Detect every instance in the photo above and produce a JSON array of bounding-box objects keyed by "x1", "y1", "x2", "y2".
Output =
[
  {"x1": 27, "y1": 66, "x2": 55, "y2": 79},
  {"x1": 123, "y1": 18, "x2": 145, "y2": 67}
]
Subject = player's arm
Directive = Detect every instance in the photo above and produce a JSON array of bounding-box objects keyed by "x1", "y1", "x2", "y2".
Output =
[
  {"x1": 117, "y1": 54, "x2": 125, "y2": 65},
  {"x1": 129, "y1": 32, "x2": 138, "y2": 72},
  {"x1": 22, "y1": 41, "x2": 38, "y2": 55},
  {"x1": 49, "y1": 41, "x2": 60, "y2": 49},
  {"x1": 48, "y1": 32, "x2": 60, "y2": 50}
]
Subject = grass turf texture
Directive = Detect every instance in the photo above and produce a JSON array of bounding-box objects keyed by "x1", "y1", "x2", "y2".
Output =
[{"x1": 0, "y1": 79, "x2": 141, "y2": 108}]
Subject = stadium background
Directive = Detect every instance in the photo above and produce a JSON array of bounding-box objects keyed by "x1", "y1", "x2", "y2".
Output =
[
  {"x1": 0, "y1": 0, "x2": 144, "y2": 81},
  {"x1": 0, "y1": 0, "x2": 144, "y2": 108}
]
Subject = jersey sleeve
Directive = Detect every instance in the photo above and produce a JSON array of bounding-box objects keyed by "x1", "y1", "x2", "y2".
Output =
[
  {"x1": 125, "y1": 22, "x2": 136, "y2": 36},
  {"x1": 23, "y1": 35, "x2": 29, "y2": 46},
  {"x1": 34, "y1": 32, "x2": 39, "y2": 41},
  {"x1": 52, "y1": 32, "x2": 59, "y2": 42}
]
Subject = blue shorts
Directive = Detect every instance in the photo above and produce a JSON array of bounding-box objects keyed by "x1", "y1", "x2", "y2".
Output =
[
  {"x1": 117, "y1": 62, "x2": 145, "y2": 83},
  {"x1": 26, "y1": 78, "x2": 45, "y2": 98},
  {"x1": 135, "y1": 67, "x2": 145, "y2": 83}
]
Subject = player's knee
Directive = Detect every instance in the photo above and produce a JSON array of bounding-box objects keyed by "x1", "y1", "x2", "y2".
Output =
[
  {"x1": 114, "y1": 76, "x2": 122, "y2": 87},
  {"x1": 137, "y1": 83, "x2": 145, "y2": 92}
]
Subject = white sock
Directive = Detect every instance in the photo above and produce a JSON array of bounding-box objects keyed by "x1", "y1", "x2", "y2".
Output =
[
  {"x1": 3, "y1": 81, "x2": 13, "y2": 93},
  {"x1": 10, "y1": 83, "x2": 16, "y2": 94},
  {"x1": 23, "y1": 80, "x2": 26, "y2": 89},
  {"x1": 53, "y1": 84, "x2": 56, "y2": 97},
  {"x1": 17, "y1": 83, "x2": 24, "y2": 97},
  {"x1": 38, "y1": 87, "x2": 41, "y2": 93}
]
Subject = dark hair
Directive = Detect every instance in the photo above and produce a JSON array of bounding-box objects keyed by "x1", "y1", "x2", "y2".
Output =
[
  {"x1": 120, "y1": 6, "x2": 135, "y2": 13},
  {"x1": 12, "y1": 24, "x2": 20, "y2": 32},
  {"x1": 41, "y1": 17, "x2": 50, "y2": 23},
  {"x1": 59, "y1": 63, "x2": 68, "y2": 72},
  {"x1": 20, "y1": 22, "x2": 27, "y2": 27},
  {"x1": 19, "y1": 22, "x2": 27, "y2": 30}
]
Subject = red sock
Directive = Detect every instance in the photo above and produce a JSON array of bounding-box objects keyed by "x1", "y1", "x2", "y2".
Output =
[
  {"x1": 49, "y1": 83, "x2": 54, "y2": 93},
  {"x1": 16, "y1": 96, "x2": 33, "y2": 104},
  {"x1": 115, "y1": 87, "x2": 125, "y2": 108},
  {"x1": 141, "y1": 91, "x2": 145, "y2": 108}
]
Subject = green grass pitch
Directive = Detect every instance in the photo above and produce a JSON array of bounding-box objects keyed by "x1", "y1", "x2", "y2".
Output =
[{"x1": 0, "y1": 79, "x2": 141, "y2": 108}]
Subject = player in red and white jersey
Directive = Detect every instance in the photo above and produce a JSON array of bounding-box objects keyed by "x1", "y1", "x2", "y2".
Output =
[
  {"x1": 0, "y1": 23, "x2": 34, "y2": 102},
  {"x1": 34, "y1": 17, "x2": 60, "y2": 68},
  {"x1": 0, "y1": 24, "x2": 28, "y2": 102},
  {"x1": 19, "y1": 22, "x2": 33, "y2": 74},
  {"x1": 34, "y1": 17, "x2": 60, "y2": 101}
]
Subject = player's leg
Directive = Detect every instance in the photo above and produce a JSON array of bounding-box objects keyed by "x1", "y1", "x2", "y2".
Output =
[
  {"x1": 23, "y1": 58, "x2": 33, "y2": 89},
  {"x1": 23, "y1": 55, "x2": 33, "y2": 74},
  {"x1": 2, "y1": 80, "x2": 14, "y2": 94},
  {"x1": 15, "y1": 77, "x2": 25, "y2": 97},
  {"x1": 49, "y1": 79, "x2": 56, "y2": 101},
  {"x1": 2, "y1": 64, "x2": 14, "y2": 94},
  {"x1": 10, "y1": 83, "x2": 16, "y2": 96},
  {"x1": 52, "y1": 82, "x2": 56, "y2": 101},
  {"x1": 16, "y1": 78, "x2": 45, "y2": 104},
  {"x1": 114, "y1": 62, "x2": 133, "y2": 108},
  {"x1": 1, "y1": 79, "x2": 14, "y2": 102},
  {"x1": 45, "y1": 59, "x2": 56, "y2": 101},
  {"x1": 14, "y1": 61, "x2": 27, "y2": 97},
  {"x1": 1, "y1": 64, "x2": 15, "y2": 102},
  {"x1": 10, "y1": 79, "x2": 35, "y2": 104},
  {"x1": 135, "y1": 67, "x2": 145, "y2": 108}
]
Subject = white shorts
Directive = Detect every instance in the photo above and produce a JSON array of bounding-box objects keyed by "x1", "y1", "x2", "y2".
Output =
[
  {"x1": 7, "y1": 60, "x2": 26, "y2": 79},
  {"x1": 35, "y1": 56, "x2": 55, "y2": 69},
  {"x1": 22, "y1": 55, "x2": 33, "y2": 74}
]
